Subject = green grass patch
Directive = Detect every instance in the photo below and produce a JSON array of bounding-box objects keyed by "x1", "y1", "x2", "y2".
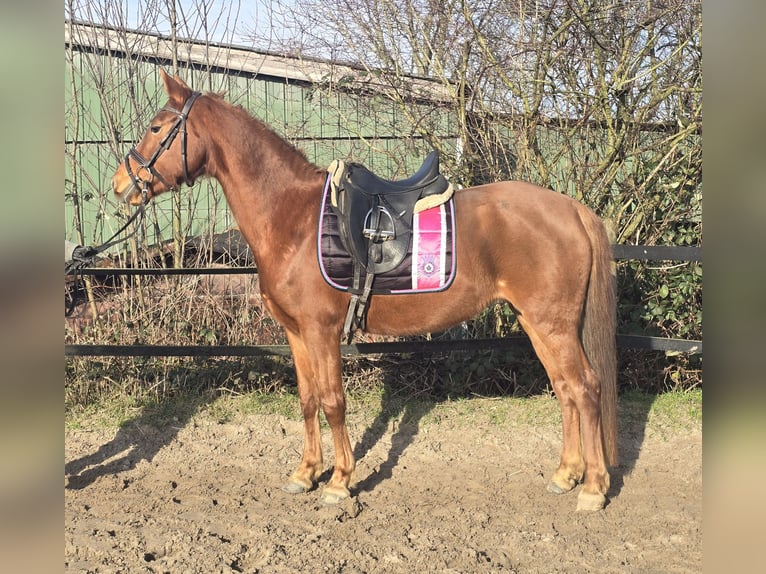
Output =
[
  {"x1": 66, "y1": 385, "x2": 702, "y2": 434},
  {"x1": 619, "y1": 387, "x2": 702, "y2": 431},
  {"x1": 66, "y1": 354, "x2": 701, "y2": 435}
]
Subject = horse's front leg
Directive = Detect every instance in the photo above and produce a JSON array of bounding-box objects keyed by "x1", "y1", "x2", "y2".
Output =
[
  {"x1": 311, "y1": 332, "x2": 355, "y2": 504},
  {"x1": 282, "y1": 329, "x2": 355, "y2": 504},
  {"x1": 282, "y1": 330, "x2": 324, "y2": 494}
]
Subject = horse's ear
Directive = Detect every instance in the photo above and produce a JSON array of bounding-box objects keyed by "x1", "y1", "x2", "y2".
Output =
[{"x1": 159, "y1": 69, "x2": 192, "y2": 105}]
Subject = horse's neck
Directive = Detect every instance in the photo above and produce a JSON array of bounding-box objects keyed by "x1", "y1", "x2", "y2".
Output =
[{"x1": 204, "y1": 106, "x2": 324, "y2": 264}]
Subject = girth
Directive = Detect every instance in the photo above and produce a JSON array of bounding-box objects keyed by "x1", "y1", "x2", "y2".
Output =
[{"x1": 325, "y1": 151, "x2": 454, "y2": 342}]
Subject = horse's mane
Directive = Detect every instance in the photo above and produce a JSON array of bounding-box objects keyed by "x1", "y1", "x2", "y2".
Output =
[{"x1": 207, "y1": 91, "x2": 321, "y2": 176}]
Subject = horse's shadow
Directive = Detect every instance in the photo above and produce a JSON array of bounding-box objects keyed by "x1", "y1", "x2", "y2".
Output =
[
  {"x1": 65, "y1": 357, "x2": 285, "y2": 490},
  {"x1": 67, "y1": 350, "x2": 653, "y2": 506},
  {"x1": 608, "y1": 386, "x2": 657, "y2": 504},
  {"x1": 349, "y1": 348, "x2": 494, "y2": 495},
  {"x1": 65, "y1": 397, "x2": 202, "y2": 490},
  {"x1": 349, "y1": 350, "x2": 654, "y2": 506},
  {"x1": 351, "y1": 380, "x2": 431, "y2": 496}
]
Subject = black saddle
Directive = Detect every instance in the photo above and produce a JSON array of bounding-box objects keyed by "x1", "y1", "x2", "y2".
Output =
[
  {"x1": 328, "y1": 151, "x2": 453, "y2": 275},
  {"x1": 326, "y1": 151, "x2": 454, "y2": 342},
  {"x1": 343, "y1": 150, "x2": 442, "y2": 196}
]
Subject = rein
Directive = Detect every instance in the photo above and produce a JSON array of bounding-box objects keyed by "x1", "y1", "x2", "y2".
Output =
[
  {"x1": 65, "y1": 191, "x2": 148, "y2": 316},
  {"x1": 65, "y1": 190, "x2": 149, "y2": 273}
]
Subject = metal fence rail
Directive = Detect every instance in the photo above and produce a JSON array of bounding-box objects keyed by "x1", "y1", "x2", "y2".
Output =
[
  {"x1": 65, "y1": 335, "x2": 702, "y2": 358},
  {"x1": 65, "y1": 244, "x2": 702, "y2": 358}
]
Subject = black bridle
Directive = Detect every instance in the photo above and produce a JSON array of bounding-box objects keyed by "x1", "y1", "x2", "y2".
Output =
[{"x1": 124, "y1": 91, "x2": 202, "y2": 196}]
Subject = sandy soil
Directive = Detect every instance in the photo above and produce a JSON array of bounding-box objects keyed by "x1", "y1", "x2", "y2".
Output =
[{"x1": 65, "y1": 396, "x2": 701, "y2": 573}]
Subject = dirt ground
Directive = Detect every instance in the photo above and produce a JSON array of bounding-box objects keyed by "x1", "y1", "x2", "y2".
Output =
[{"x1": 65, "y1": 396, "x2": 701, "y2": 573}]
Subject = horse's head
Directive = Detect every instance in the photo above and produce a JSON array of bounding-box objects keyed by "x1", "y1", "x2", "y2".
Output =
[{"x1": 112, "y1": 70, "x2": 205, "y2": 205}]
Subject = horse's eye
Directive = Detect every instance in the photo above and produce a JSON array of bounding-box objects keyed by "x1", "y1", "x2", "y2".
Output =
[{"x1": 150, "y1": 126, "x2": 161, "y2": 134}]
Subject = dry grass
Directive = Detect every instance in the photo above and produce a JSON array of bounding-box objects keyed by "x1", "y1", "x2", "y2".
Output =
[{"x1": 66, "y1": 270, "x2": 701, "y2": 419}]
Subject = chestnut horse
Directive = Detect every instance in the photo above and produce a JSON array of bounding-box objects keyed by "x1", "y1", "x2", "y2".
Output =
[{"x1": 112, "y1": 71, "x2": 618, "y2": 511}]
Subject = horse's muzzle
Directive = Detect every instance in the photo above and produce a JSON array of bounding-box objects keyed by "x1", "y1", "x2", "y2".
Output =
[{"x1": 112, "y1": 174, "x2": 148, "y2": 206}]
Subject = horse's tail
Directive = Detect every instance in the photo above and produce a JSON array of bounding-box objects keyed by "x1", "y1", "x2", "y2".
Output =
[{"x1": 577, "y1": 204, "x2": 619, "y2": 467}]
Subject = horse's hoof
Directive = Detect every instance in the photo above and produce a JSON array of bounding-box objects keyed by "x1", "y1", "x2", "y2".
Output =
[
  {"x1": 320, "y1": 485, "x2": 351, "y2": 505},
  {"x1": 576, "y1": 491, "x2": 606, "y2": 512},
  {"x1": 282, "y1": 480, "x2": 310, "y2": 495},
  {"x1": 547, "y1": 478, "x2": 575, "y2": 495},
  {"x1": 547, "y1": 481, "x2": 567, "y2": 495}
]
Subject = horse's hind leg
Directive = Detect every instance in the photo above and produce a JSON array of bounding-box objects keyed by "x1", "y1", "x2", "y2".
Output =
[
  {"x1": 519, "y1": 321, "x2": 585, "y2": 490},
  {"x1": 517, "y1": 317, "x2": 610, "y2": 511}
]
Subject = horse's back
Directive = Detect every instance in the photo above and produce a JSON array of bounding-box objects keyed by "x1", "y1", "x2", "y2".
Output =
[
  {"x1": 457, "y1": 180, "x2": 589, "y2": 221},
  {"x1": 454, "y1": 180, "x2": 595, "y2": 262},
  {"x1": 364, "y1": 180, "x2": 598, "y2": 336}
]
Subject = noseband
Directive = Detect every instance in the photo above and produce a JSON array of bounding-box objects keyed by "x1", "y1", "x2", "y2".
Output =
[{"x1": 124, "y1": 91, "x2": 202, "y2": 195}]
